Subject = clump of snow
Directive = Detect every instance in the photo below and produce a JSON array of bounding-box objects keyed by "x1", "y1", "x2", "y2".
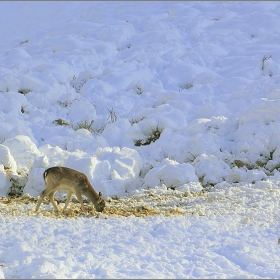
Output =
[
  {"x1": 144, "y1": 158, "x2": 198, "y2": 189},
  {"x1": 193, "y1": 154, "x2": 231, "y2": 185},
  {"x1": 2, "y1": 136, "x2": 41, "y2": 173},
  {"x1": 0, "y1": 144, "x2": 17, "y2": 172},
  {"x1": 0, "y1": 165, "x2": 11, "y2": 196}
]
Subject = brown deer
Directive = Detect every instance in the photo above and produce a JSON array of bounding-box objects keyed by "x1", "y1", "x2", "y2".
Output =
[{"x1": 35, "y1": 166, "x2": 105, "y2": 213}]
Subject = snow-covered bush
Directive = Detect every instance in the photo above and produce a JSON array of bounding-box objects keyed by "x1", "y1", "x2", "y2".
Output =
[
  {"x1": 144, "y1": 158, "x2": 198, "y2": 189},
  {"x1": 193, "y1": 154, "x2": 231, "y2": 186},
  {"x1": 2, "y1": 136, "x2": 42, "y2": 173}
]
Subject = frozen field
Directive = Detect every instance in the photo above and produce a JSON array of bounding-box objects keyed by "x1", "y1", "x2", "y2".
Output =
[{"x1": 0, "y1": 1, "x2": 280, "y2": 278}]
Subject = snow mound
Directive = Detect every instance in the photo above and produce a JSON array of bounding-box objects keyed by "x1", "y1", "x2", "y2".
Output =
[
  {"x1": 144, "y1": 158, "x2": 198, "y2": 189},
  {"x1": 2, "y1": 136, "x2": 41, "y2": 173}
]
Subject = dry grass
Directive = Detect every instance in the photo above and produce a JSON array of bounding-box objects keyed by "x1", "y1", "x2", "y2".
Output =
[
  {"x1": 134, "y1": 125, "x2": 163, "y2": 146},
  {"x1": 0, "y1": 190, "x2": 206, "y2": 219},
  {"x1": 1, "y1": 185, "x2": 277, "y2": 222}
]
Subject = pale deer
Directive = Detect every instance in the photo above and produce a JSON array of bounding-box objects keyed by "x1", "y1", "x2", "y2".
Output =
[{"x1": 35, "y1": 166, "x2": 105, "y2": 213}]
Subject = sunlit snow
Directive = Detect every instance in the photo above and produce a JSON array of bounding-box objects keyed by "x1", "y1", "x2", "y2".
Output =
[{"x1": 0, "y1": 1, "x2": 280, "y2": 278}]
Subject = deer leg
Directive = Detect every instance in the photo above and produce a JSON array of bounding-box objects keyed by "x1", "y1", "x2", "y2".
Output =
[
  {"x1": 49, "y1": 190, "x2": 60, "y2": 211},
  {"x1": 35, "y1": 189, "x2": 48, "y2": 211},
  {"x1": 75, "y1": 191, "x2": 87, "y2": 213},
  {"x1": 63, "y1": 191, "x2": 73, "y2": 211}
]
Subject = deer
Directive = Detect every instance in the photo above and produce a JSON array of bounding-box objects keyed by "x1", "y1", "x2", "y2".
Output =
[{"x1": 35, "y1": 166, "x2": 106, "y2": 213}]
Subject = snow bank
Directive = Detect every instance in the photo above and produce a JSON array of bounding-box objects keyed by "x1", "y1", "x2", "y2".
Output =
[{"x1": 0, "y1": 1, "x2": 280, "y2": 199}]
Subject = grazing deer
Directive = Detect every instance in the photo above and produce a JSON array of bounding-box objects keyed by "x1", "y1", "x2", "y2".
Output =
[{"x1": 35, "y1": 166, "x2": 105, "y2": 213}]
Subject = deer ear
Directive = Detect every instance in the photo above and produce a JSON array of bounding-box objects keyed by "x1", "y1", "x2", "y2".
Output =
[{"x1": 98, "y1": 192, "x2": 102, "y2": 197}]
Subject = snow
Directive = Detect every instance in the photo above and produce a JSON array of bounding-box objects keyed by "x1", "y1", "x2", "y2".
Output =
[
  {"x1": 1, "y1": 213, "x2": 279, "y2": 279},
  {"x1": 0, "y1": 1, "x2": 280, "y2": 278}
]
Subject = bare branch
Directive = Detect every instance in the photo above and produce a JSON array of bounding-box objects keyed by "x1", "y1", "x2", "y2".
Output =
[{"x1": 262, "y1": 55, "x2": 272, "y2": 70}]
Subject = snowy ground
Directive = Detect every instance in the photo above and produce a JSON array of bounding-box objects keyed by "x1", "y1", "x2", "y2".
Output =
[{"x1": 0, "y1": 1, "x2": 280, "y2": 278}]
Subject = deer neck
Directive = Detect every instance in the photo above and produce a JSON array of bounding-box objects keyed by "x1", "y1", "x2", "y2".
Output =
[{"x1": 84, "y1": 185, "x2": 99, "y2": 206}]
